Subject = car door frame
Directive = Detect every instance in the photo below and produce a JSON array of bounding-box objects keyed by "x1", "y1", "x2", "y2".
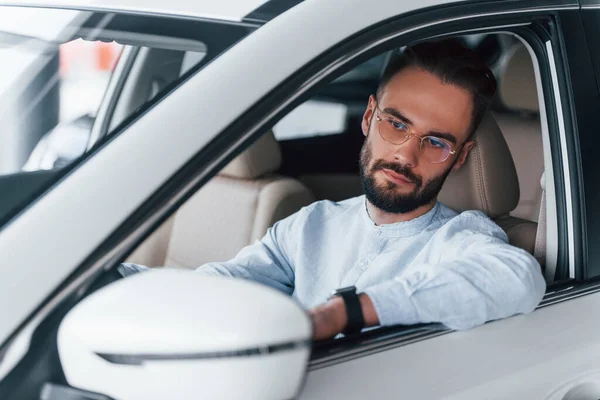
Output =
[{"x1": 100, "y1": 0, "x2": 582, "y2": 295}]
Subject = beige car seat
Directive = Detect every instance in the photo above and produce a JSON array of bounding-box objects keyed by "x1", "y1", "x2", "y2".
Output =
[
  {"x1": 494, "y1": 43, "x2": 544, "y2": 222},
  {"x1": 126, "y1": 131, "x2": 315, "y2": 267},
  {"x1": 439, "y1": 112, "x2": 537, "y2": 255}
]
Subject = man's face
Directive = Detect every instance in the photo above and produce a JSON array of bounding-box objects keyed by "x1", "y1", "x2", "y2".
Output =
[{"x1": 360, "y1": 67, "x2": 476, "y2": 214}]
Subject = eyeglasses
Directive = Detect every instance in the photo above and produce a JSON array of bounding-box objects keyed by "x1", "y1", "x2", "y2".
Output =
[{"x1": 374, "y1": 104, "x2": 458, "y2": 164}]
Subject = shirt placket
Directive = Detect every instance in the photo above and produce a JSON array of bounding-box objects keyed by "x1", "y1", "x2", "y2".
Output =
[{"x1": 340, "y1": 225, "x2": 385, "y2": 287}]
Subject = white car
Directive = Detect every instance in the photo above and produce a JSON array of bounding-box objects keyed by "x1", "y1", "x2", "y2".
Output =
[{"x1": 0, "y1": 0, "x2": 598, "y2": 399}]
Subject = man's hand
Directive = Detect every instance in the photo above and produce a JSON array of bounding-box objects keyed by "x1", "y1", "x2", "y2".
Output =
[{"x1": 308, "y1": 293, "x2": 379, "y2": 341}]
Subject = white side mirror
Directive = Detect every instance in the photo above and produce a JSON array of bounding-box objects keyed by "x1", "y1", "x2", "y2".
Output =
[{"x1": 58, "y1": 269, "x2": 312, "y2": 400}]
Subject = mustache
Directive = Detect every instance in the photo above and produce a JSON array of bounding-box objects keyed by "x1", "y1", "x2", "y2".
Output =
[{"x1": 371, "y1": 160, "x2": 422, "y2": 186}]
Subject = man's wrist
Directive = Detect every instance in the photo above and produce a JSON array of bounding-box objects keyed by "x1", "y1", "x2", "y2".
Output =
[
  {"x1": 331, "y1": 286, "x2": 365, "y2": 334},
  {"x1": 328, "y1": 295, "x2": 348, "y2": 333},
  {"x1": 330, "y1": 292, "x2": 379, "y2": 331},
  {"x1": 315, "y1": 292, "x2": 380, "y2": 333}
]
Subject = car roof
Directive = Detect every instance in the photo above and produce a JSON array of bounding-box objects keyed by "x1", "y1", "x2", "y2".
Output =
[{"x1": 0, "y1": 0, "x2": 305, "y2": 23}]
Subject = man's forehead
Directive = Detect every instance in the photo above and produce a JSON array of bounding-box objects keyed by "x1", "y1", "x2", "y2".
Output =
[{"x1": 379, "y1": 67, "x2": 474, "y2": 140}]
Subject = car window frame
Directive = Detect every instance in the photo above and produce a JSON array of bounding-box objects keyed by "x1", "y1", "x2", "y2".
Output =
[{"x1": 306, "y1": 9, "x2": 593, "y2": 369}]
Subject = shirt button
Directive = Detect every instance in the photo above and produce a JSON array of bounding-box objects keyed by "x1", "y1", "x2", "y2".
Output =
[{"x1": 375, "y1": 228, "x2": 381, "y2": 235}]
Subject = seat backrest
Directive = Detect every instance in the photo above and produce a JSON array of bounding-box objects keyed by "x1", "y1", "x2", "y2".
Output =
[
  {"x1": 438, "y1": 112, "x2": 538, "y2": 254},
  {"x1": 494, "y1": 43, "x2": 544, "y2": 222},
  {"x1": 127, "y1": 132, "x2": 315, "y2": 267}
]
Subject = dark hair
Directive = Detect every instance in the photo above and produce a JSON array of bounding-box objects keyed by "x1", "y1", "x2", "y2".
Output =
[{"x1": 376, "y1": 38, "x2": 497, "y2": 138}]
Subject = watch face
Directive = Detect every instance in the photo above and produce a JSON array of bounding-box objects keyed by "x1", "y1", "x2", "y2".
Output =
[{"x1": 336, "y1": 286, "x2": 356, "y2": 294}]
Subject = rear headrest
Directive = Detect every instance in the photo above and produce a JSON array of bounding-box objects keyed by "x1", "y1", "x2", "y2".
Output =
[
  {"x1": 219, "y1": 131, "x2": 282, "y2": 179},
  {"x1": 499, "y1": 44, "x2": 539, "y2": 113},
  {"x1": 438, "y1": 112, "x2": 520, "y2": 218}
]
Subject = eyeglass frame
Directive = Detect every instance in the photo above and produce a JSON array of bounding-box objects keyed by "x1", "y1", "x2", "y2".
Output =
[{"x1": 373, "y1": 102, "x2": 469, "y2": 164}]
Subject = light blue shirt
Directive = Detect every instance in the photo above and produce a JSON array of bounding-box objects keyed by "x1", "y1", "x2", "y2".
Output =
[{"x1": 122, "y1": 196, "x2": 546, "y2": 330}]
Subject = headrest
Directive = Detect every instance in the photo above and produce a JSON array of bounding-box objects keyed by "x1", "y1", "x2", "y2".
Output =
[
  {"x1": 219, "y1": 131, "x2": 282, "y2": 179},
  {"x1": 499, "y1": 44, "x2": 539, "y2": 113},
  {"x1": 438, "y1": 112, "x2": 520, "y2": 218}
]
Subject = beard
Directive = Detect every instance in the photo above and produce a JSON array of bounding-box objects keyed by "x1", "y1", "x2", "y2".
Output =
[{"x1": 359, "y1": 139, "x2": 454, "y2": 214}]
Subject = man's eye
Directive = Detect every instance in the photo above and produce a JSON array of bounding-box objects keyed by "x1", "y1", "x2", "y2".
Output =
[
  {"x1": 389, "y1": 119, "x2": 408, "y2": 132},
  {"x1": 425, "y1": 137, "x2": 447, "y2": 149}
]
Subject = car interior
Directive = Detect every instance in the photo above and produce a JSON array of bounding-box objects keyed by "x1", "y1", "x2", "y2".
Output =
[{"x1": 124, "y1": 33, "x2": 551, "y2": 281}]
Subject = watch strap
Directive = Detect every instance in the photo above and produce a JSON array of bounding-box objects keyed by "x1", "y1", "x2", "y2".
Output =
[{"x1": 334, "y1": 287, "x2": 365, "y2": 335}]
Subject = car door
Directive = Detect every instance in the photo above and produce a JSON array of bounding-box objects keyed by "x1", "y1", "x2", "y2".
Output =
[{"x1": 1, "y1": 0, "x2": 598, "y2": 399}]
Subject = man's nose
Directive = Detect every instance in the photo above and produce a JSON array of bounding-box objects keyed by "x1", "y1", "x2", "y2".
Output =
[{"x1": 391, "y1": 134, "x2": 420, "y2": 167}]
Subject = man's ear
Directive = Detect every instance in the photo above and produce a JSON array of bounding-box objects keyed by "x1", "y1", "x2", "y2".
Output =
[
  {"x1": 362, "y1": 95, "x2": 377, "y2": 137},
  {"x1": 451, "y1": 140, "x2": 476, "y2": 172}
]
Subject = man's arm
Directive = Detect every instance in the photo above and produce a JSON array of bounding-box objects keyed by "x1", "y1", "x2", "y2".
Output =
[
  {"x1": 362, "y1": 234, "x2": 546, "y2": 331},
  {"x1": 311, "y1": 216, "x2": 547, "y2": 339},
  {"x1": 193, "y1": 221, "x2": 296, "y2": 295}
]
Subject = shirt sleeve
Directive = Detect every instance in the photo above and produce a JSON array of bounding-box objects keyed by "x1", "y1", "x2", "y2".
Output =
[
  {"x1": 363, "y1": 213, "x2": 547, "y2": 331},
  {"x1": 193, "y1": 208, "x2": 308, "y2": 295}
]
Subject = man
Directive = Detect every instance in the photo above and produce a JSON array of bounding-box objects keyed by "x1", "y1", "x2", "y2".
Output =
[{"x1": 121, "y1": 39, "x2": 546, "y2": 340}]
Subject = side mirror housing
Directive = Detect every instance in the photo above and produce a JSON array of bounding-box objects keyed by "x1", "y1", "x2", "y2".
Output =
[{"x1": 58, "y1": 269, "x2": 312, "y2": 400}]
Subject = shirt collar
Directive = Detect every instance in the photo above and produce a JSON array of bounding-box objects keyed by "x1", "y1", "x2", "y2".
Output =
[{"x1": 361, "y1": 197, "x2": 441, "y2": 237}]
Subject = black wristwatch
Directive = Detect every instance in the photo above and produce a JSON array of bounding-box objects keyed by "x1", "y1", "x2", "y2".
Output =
[{"x1": 331, "y1": 286, "x2": 365, "y2": 335}]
